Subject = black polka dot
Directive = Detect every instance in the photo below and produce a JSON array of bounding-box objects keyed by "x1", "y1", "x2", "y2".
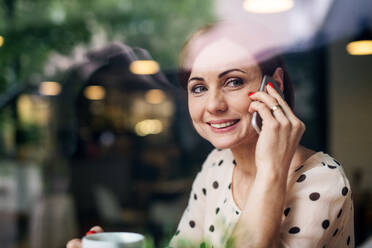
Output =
[
  {"x1": 189, "y1": 220, "x2": 195, "y2": 228},
  {"x1": 209, "y1": 225, "x2": 215, "y2": 232},
  {"x1": 194, "y1": 193, "x2": 197, "y2": 200},
  {"x1": 284, "y1": 208, "x2": 291, "y2": 217},
  {"x1": 224, "y1": 198, "x2": 227, "y2": 204},
  {"x1": 228, "y1": 183, "x2": 232, "y2": 190},
  {"x1": 175, "y1": 230, "x2": 180, "y2": 236},
  {"x1": 337, "y1": 209, "x2": 343, "y2": 218},
  {"x1": 213, "y1": 181, "x2": 219, "y2": 189},
  {"x1": 216, "y1": 207, "x2": 220, "y2": 214},
  {"x1": 309, "y1": 192, "x2": 320, "y2": 201},
  {"x1": 296, "y1": 174, "x2": 306, "y2": 183},
  {"x1": 295, "y1": 165, "x2": 304, "y2": 172},
  {"x1": 218, "y1": 160, "x2": 223, "y2": 166},
  {"x1": 334, "y1": 159, "x2": 341, "y2": 166},
  {"x1": 288, "y1": 227, "x2": 300, "y2": 234},
  {"x1": 236, "y1": 210, "x2": 239, "y2": 215},
  {"x1": 347, "y1": 236, "x2": 350, "y2": 245},
  {"x1": 322, "y1": 220, "x2": 330, "y2": 229},
  {"x1": 321, "y1": 162, "x2": 326, "y2": 166},
  {"x1": 342, "y1": 187, "x2": 349, "y2": 196},
  {"x1": 202, "y1": 188, "x2": 207, "y2": 196},
  {"x1": 328, "y1": 164, "x2": 337, "y2": 169},
  {"x1": 333, "y1": 228, "x2": 338, "y2": 236},
  {"x1": 233, "y1": 160, "x2": 237, "y2": 165}
]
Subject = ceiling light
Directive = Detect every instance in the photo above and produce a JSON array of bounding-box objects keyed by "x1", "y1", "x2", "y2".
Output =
[
  {"x1": 129, "y1": 60, "x2": 160, "y2": 75},
  {"x1": 243, "y1": 0, "x2": 294, "y2": 14},
  {"x1": 346, "y1": 27, "x2": 372, "y2": 55}
]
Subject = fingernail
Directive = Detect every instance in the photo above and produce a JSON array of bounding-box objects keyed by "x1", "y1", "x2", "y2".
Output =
[
  {"x1": 86, "y1": 230, "x2": 97, "y2": 236},
  {"x1": 268, "y1": 82, "x2": 274, "y2": 88},
  {"x1": 248, "y1": 92, "x2": 256, "y2": 96}
]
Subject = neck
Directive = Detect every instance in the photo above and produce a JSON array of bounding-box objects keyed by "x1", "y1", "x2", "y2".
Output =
[{"x1": 230, "y1": 138, "x2": 257, "y2": 178}]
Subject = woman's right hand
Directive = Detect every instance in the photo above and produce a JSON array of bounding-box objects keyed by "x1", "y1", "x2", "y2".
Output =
[{"x1": 66, "y1": 226, "x2": 104, "y2": 248}]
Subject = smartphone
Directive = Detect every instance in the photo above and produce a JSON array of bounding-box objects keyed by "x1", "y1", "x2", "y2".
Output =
[{"x1": 251, "y1": 75, "x2": 285, "y2": 134}]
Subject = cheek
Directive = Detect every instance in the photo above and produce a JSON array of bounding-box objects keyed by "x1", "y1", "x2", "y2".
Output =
[
  {"x1": 227, "y1": 91, "x2": 252, "y2": 114},
  {"x1": 188, "y1": 97, "x2": 202, "y2": 121}
]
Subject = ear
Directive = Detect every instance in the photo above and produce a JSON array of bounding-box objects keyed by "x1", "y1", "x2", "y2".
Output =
[{"x1": 272, "y1": 67, "x2": 284, "y2": 92}]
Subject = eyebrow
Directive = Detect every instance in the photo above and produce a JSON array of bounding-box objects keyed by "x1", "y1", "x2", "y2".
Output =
[{"x1": 188, "y1": 68, "x2": 247, "y2": 83}]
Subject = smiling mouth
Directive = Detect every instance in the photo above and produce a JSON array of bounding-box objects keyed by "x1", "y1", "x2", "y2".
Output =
[{"x1": 208, "y1": 119, "x2": 240, "y2": 129}]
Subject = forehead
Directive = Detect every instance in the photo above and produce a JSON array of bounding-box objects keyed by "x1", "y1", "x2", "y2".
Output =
[{"x1": 191, "y1": 38, "x2": 259, "y2": 73}]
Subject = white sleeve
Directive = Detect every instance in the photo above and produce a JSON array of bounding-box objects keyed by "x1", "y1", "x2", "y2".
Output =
[
  {"x1": 169, "y1": 150, "x2": 217, "y2": 248},
  {"x1": 280, "y1": 159, "x2": 354, "y2": 248}
]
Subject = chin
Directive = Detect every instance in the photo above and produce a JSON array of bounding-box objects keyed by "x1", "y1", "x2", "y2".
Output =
[
  {"x1": 208, "y1": 133, "x2": 257, "y2": 150},
  {"x1": 209, "y1": 137, "x2": 244, "y2": 150}
]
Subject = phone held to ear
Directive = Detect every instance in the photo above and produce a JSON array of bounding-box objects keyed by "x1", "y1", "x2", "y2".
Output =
[{"x1": 251, "y1": 75, "x2": 285, "y2": 134}]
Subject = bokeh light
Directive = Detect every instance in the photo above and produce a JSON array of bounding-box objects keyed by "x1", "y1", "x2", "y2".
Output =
[
  {"x1": 145, "y1": 89, "x2": 166, "y2": 104},
  {"x1": 129, "y1": 60, "x2": 160, "y2": 75},
  {"x1": 39, "y1": 81, "x2": 62, "y2": 96},
  {"x1": 346, "y1": 40, "x2": 372, "y2": 55},
  {"x1": 0, "y1": 35, "x2": 4, "y2": 47},
  {"x1": 134, "y1": 119, "x2": 163, "y2": 136},
  {"x1": 84, "y1": 85, "x2": 106, "y2": 100}
]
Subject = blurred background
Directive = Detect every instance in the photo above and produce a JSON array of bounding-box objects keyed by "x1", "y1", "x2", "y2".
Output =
[{"x1": 0, "y1": 0, "x2": 371, "y2": 247}]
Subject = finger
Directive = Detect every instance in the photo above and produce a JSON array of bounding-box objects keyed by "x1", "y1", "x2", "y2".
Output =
[
  {"x1": 90, "y1": 226, "x2": 104, "y2": 233},
  {"x1": 249, "y1": 91, "x2": 279, "y2": 112},
  {"x1": 265, "y1": 84, "x2": 296, "y2": 120},
  {"x1": 271, "y1": 105, "x2": 291, "y2": 128},
  {"x1": 266, "y1": 85, "x2": 306, "y2": 136},
  {"x1": 66, "y1": 239, "x2": 81, "y2": 248},
  {"x1": 249, "y1": 101, "x2": 279, "y2": 129},
  {"x1": 249, "y1": 91, "x2": 290, "y2": 125}
]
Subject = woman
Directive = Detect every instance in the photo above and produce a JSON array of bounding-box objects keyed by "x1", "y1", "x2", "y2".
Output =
[
  {"x1": 169, "y1": 22, "x2": 354, "y2": 248},
  {"x1": 67, "y1": 22, "x2": 354, "y2": 248}
]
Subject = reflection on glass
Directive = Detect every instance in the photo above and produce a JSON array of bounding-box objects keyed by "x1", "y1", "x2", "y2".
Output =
[
  {"x1": 0, "y1": 35, "x2": 4, "y2": 47},
  {"x1": 243, "y1": 0, "x2": 294, "y2": 14},
  {"x1": 39, "y1": 81, "x2": 62, "y2": 96},
  {"x1": 84, "y1": 86, "x2": 106, "y2": 100},
  {"x1": 129, "y1": 60, "x2": 160, "y2": 75}
]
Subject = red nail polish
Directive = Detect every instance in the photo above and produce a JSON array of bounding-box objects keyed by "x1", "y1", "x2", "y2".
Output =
[
  {"x1": 268, "y1": 82, "x2": 274, "y2": 88},
  {"x1": 86, "y1": 230, "x2": 97, "y2": 236},
  {"x1": 249, "y1": 92, "x2": 256, "y2": 96}
]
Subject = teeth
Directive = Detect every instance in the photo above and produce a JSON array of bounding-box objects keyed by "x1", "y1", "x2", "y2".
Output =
[{"x1": 210, "y1": 121, "x2": 236, "y2": 129}]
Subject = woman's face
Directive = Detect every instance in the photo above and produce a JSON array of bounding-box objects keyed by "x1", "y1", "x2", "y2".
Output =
[{"x1": 187, "y1": 38, "x2": 262, "y2": 149}]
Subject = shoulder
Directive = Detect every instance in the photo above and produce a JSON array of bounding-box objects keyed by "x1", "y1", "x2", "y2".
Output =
[
  {"x1": 281, "y1": 153, "x2": 354, "y2": 247},
  {"x1": 287, "y1": 152, "x2": 352, "y2": 203}
]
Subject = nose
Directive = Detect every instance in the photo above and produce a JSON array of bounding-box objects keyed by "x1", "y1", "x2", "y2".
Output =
[{"x1": 206, "y1": 89, "x2": 227, "y2": 114}]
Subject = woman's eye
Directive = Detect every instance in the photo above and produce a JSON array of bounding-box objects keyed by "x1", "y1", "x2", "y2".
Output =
[
  {"x1": 191, "y1": 85, "x2": 207, "y2": 94},
  {"x1": 226, "y1": 78, "x2": 244, "y2": 88}
]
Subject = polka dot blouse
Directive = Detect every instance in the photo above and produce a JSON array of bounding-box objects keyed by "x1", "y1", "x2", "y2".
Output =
[{"x1": 170, "y1": 149, "x2": 354, "y2": 248}]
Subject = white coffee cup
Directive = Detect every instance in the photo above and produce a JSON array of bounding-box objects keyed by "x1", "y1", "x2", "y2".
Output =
[{"x1": 82, "y1": 232, "x2": 145, "y2": 248}]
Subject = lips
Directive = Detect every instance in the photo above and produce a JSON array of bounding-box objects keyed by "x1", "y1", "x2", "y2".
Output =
[{"x1": 207, "y1": 119, "x2": 240, "y2": 129}]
